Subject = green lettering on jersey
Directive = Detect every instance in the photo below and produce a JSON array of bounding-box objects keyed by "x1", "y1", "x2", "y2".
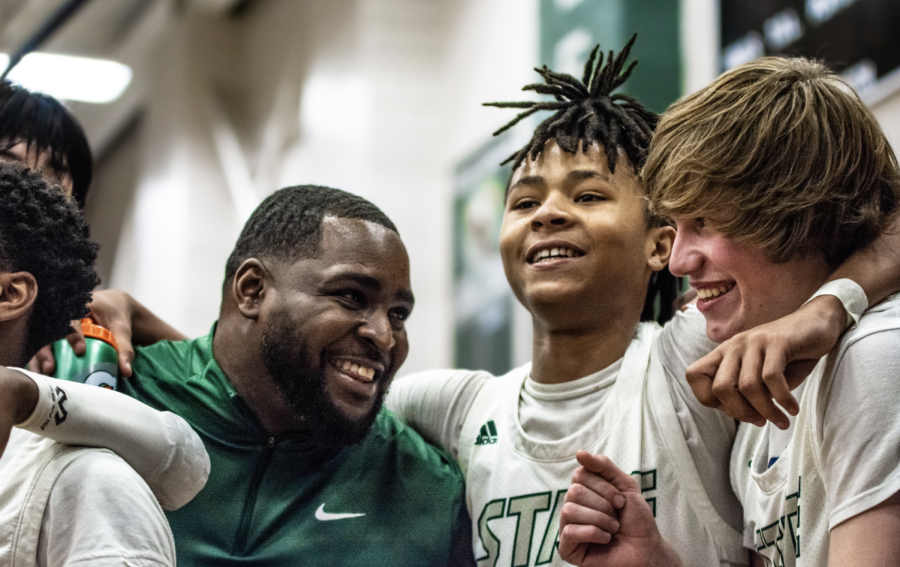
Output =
[
  {"x1": 755, "y1": 475, "x2": 802, "y2": 565},
  {"x1": 630, "y1": 469, "x2": 658, "y2": 517},
  {"x1": 507, "y1": 492, "x2": 552, "y2": 566},
  {"x1": 476, "y1": 499, "x2": 506, "y2": 567},
  {"x1": 535, "y1": 489, "x2": 567, "y2": 565}
]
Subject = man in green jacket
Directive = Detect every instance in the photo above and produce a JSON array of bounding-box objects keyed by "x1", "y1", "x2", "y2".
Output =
[{"x1": 119, "y1": 185, "x2": 472, "y2": 566}]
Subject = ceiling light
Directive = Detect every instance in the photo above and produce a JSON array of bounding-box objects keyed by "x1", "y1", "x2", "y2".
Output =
[{"x1": 0, "y1": 52, "x2": 132, "y2": 104}]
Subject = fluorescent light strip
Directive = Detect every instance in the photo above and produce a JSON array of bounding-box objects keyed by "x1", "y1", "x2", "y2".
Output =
[{"x1": 0, "y1": 52, "x2": 132, "y2": 104}]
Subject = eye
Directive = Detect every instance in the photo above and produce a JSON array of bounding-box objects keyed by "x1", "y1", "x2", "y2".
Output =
[
  {"x1": 389, "y1": 308, "x2": 410, "y2": 329},
  {"x1": 512, "y1": 199, "x2": 538, "y2": 210},
  {"x1": 336, "y1": 289, "x2": 365, "y2": 307},
  {"x1": 576, "y1": 193, "x2": 606, "y2": 203}
]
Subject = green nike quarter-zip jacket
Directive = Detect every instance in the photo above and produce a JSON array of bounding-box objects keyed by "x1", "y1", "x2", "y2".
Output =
[{"x1": 120, "y1": 329, "x2": 471, "y2": 566}]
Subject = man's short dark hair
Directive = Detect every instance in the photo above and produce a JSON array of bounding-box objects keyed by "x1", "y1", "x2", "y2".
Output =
[
  {"x1": 223, "y1": 185, "x2": 398, "y2": 294},
  {"x1": 0, "y1": 162, "x2": 99, "y2": 357},
  {"x1": 0, "y1": 81, "x2": 93, "y2": 207}
]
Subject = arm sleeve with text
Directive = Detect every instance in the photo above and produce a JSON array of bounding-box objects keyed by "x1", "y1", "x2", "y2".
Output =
[{"x1": 12, "y1": 368, "x2": 209, "y2": 511}]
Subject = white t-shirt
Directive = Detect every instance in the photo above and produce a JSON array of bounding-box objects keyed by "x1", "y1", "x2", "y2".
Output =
[
  {"x1": 36, "y1": 439, "x2": 177, "y2": 566},
  {"x1": 731, "y1": 294, "x2": 900, "y2": 566},
  {"x1": 386, "y1": 306, "x2": 741, "y2": 531}
]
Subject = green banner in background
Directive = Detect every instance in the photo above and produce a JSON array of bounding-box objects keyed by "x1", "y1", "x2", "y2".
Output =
[{"x1": 539, "y1": 0, "x2": 681, "y2": 114}]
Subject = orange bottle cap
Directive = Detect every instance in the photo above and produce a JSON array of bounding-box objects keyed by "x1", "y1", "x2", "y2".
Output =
[{"x1": 79, "y1": 319, "x2": 117, "y2": 350}]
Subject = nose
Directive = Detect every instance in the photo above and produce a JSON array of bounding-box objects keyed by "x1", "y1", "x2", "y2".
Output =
[
  {"x1": 531, "y1": 193, "x2": 573, "y2": 230},
  {"x1": 668, "y1": 229, "x2": 701, "y2": 277},
  {"x1": 359, "y1": 310, "x2": 396, "y2": 353}
]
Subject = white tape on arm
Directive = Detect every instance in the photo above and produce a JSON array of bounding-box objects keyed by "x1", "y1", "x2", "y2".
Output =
[{"x1": 805, "y1": 278, "x2": 868, "y2": 328}]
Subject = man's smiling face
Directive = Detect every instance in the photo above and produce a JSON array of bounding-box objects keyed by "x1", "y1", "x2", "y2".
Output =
[{"x1": 260, "y1": 216, "x2": 413, "y2": 445}]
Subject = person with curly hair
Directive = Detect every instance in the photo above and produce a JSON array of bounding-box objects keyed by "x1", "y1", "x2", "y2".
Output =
[{"x1": 0, "y1": 162, "x2": 209, "y2": 567}]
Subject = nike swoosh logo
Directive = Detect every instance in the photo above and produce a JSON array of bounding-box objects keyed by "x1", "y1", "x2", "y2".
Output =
[{"x1": 315, "y1": 503, "x2": 366, "y2": 521}]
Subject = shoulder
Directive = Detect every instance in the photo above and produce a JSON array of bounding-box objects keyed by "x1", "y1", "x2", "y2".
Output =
[
  {"x1": 41, "y1": 450, "x2": 175, "y2": 566},
  {"x1": 362, "y1": 409, "x2": 465, "y2": 487},
  {"x1": 126, "y1": 334, "x2": 214, "y2": 401},
  {"x1": 52, "y1": 450, "x2": 163, "y2": 506}
]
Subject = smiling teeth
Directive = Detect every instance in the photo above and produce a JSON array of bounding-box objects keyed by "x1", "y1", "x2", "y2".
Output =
[
  {"x1": 697, "y1": 284, "x2": 734, "y2": 299},
  {"x1": 340, "y1": 360, "x2": 376, "y2": 381},
  {"x1": 530, "y1": 247, "x2": 578, "y2": 263}
]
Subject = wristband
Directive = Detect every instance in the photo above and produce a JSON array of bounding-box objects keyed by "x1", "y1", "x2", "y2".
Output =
[{"x1": 804, "y1": 279, "x2": 868, "y2": 328}]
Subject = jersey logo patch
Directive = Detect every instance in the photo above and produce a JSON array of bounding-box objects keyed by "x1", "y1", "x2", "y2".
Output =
[
  {"x1": 315, "y1": 503, "x2": 366, "y2": 521},
  {"x1": 474, "y1": 420, "x2": 498, "y2": 445}
]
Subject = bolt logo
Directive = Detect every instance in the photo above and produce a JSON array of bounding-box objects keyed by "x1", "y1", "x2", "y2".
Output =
[{"x1": 475, "y1": 421, "x2": 498, "y2": 445}]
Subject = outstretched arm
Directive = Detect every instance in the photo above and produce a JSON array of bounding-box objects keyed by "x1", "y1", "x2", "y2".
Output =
[
  {"x1": 29, "y1": 289, "x2": 188, "y2": 377},
  {"x1": 6, "y1": 368, "x2": 208, "y2": 510},
  {"x1": 559, "y1": 451, "x2": 685, "y2": 567},
  {"x1": 686, "y1": 213, "x2": 900, "y2": 428}
]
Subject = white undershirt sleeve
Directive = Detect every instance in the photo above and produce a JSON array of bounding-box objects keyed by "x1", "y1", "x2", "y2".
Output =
[
  {"x1": 658, "y1": 307, "x2": 743, "y2": 531},
  {"x1": 818, "y1": 328, "x2": 900, "y2": 529},
  {"x1": 386, "y1": 369, "x2": 491, "y2": 460},
  {"x1": 12, "y1": 368, "x2": 209, "y2": 511}
]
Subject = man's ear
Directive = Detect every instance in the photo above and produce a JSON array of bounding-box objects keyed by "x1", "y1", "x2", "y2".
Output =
[
  {"x1": 0, "y1": 272, "x2": 38, "y2": 323},
  {"x1": 647, "y1": 225, "x2": 676, "y2": 272},
  {"x1": 231, "y1": 259, "x2": 270, "y2": 320}
]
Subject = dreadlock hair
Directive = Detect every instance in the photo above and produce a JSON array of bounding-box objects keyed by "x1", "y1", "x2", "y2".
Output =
[
  {"x1": 0, "y1": 81, "x2": 93, "y2": 207},
  {"x1": 223, "y1": 185, "x2": 398, "y2": 295},
  {"x1": 484, "y1": 34, "x2": 679, "y2": 324},
  {"x1": 0, "y1": 162, "x2": 98, "y2": 360}
]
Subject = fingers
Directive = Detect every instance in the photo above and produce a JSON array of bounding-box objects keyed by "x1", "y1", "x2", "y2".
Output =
[
  {"x1": 738, "y1": 348, "x2": 793, "y2": 429},
  {"x1": 107, "y1": 321, "x2": 135, "y2": 378},
  {"x1": 28, "y1": 345, "x2": 56, "y2": 376},
  {"x1": 66, "y1": 321, "x2": 86, "y2": 356},
  {"x1": 575, "y1": 451, "x2": 636, "y2": 497},
  {"x1": 685, "y1": 350, "x2": 724, "y2": 410},
  {"x1": 759, "y1": 348, "x2": 799, "y2": 420}
]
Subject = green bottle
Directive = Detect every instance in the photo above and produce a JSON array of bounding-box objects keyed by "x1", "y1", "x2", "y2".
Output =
[{"x1": 51, "y1": 319, "x2": 118, "y2": 390}]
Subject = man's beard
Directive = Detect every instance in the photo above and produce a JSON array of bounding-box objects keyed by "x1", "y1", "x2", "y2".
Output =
[{"x1": 261, "y1": 315, "x2": 386, "y2": 447}]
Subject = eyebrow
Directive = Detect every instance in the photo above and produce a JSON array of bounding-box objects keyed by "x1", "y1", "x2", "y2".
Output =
[
  {"x1": 566, "y1": 169, "x2": 612, "y2": 183},
  {"x1": 328, "y1": 272, "x2": 415, "y2": 305},
  {"x1": 509, "y1": 169, "x2": 612, "y2": 192}
]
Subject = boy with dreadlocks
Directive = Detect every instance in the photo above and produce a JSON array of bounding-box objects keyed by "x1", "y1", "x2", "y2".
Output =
[
  {"x1": 386, "y1": 35, "x2": 900, "y2": 567},
  {"x1": 386, "y1": 35, "x2": 747, "y2": 566}
]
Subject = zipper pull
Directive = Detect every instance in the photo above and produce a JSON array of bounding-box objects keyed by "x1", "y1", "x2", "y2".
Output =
[{"x1": 267, "y1": 436, "x2": 275, "y2": 449}]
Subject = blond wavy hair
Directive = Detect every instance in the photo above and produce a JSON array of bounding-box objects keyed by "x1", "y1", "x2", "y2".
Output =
[{"x1": 645, "y1": 57, "x2": 900, "y2": 265}]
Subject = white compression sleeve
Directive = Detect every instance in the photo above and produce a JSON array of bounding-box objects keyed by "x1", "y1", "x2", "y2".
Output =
[{"x1": 12, "y1": 368, "x2": 209, "y2": 510}]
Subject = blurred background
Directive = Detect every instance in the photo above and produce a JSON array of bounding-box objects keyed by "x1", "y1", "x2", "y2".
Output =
[{"x1": 1, "y1": 0, "x2": 898, "y2": 376}]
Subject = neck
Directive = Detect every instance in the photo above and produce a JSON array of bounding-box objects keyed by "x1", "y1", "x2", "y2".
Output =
[
  {"x1": 212, "y1": 310, "x2": 303, "y2": 437},
  {"x1": 529, "y1": 309, "x2": 641, "y2": 385},
  {"x1": 0, "y1": 318, "x2": 31, "y2": 368}
]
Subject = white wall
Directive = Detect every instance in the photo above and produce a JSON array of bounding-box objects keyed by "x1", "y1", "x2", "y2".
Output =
[{"x1": 98, "y1": 0, "x2": 539, "y2": 375}]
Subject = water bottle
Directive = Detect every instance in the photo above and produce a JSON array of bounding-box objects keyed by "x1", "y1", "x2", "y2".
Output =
[{"x1": 51, "y1": 319, "x2": 118, "y2": 390}]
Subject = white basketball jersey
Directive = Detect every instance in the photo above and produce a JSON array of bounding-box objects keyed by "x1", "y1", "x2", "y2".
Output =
[
  {"x1": 458, "y1": 323, "x2": 746, "y2": 567},
  {"x1": 731, "y1": 305, "x2": 900, "y2": 567}
]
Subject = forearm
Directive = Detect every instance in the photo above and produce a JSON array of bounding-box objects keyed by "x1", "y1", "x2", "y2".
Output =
[
  {"x1": 0, "y1": 367, "x2": 38, "y2": 425},
  {"x1": 830, "y1": 212, "x2": 900, "y2": 308},
  {"x1": 14, "y1": 369, "x2": 208, "y2": 509}
]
